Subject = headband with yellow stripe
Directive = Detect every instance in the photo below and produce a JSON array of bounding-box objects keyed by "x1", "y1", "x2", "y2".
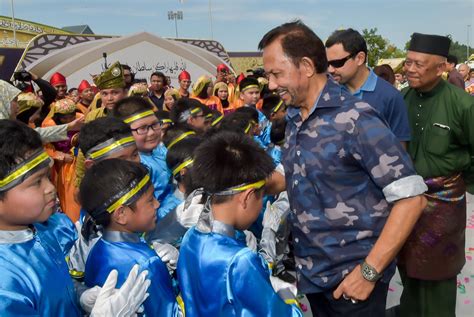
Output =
[
  {"x1": 86, "y1": 135, "x2": 135, "y2": 161},
  {"x1": 0, "y1": 150, "x2": 53, "y2": 192},
  {"x1": 241, "y1": 84, "x2": 260, "y2": 93},
  {"x1": 102, "y1": 174, "x2": 151, "y2": 213},
  {"x1": 272, "y1": 100, "x2": 284, "y2": 114},
  {"x1": 212, "y1": 179, "x2": 266, "y2": 196},
  {"x1": 167, "y1": 131, "x2": 196, "y2": 149},
  {"x1": 211, "y1": 115, "x2": 224, "y2": 127},
  {"x1": 172, "y1": 157, "x2": 194, "y2": 177},
  {"x1": 123, "y1": 110, "x2": 155, "y2": 124}
]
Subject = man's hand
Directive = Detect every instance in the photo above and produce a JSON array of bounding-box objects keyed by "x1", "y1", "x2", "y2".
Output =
[
  {"x1": 67, "y1": 116, "x2": 84, "y2": 131},
  {"x1": 333, "y1": 265, "x2": 376, "y2": 302}
]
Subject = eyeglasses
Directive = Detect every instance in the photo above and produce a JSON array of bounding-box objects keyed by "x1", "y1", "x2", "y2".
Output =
[
  {"x1": 131, "y1": 122, "x2": 161, "y2": 135},
  {"x1": 327, "y1": 52, "x2": 356, "y2": 68}
]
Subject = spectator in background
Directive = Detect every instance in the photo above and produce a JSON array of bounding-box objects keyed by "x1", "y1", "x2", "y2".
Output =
[{"x1": 446, "y1": 55, "x2": 465, "y2": 89}]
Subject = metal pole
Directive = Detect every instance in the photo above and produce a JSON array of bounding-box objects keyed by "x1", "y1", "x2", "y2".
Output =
[
  {"x1": 208, "y1": 0, "x2": 213, "y2": 40},
  {"x1": 10, "y1": 0, "x2": 17, "y2": 47},
  {"x1": 468, "y1": 25, "x2": 471, "y2": 61},
  {"x1": 175, "y1": 15, "x2": 178, "y2": 38}
]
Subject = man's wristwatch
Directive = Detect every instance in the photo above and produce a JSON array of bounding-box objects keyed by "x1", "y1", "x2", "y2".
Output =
[{"x1": 360, "y1": 261, "x2": 382, "y2": 282}]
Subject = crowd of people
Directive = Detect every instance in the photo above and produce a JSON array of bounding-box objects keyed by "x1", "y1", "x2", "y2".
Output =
[{"x1": 0, "y1": 20, "x2": 473, "y2": 317}]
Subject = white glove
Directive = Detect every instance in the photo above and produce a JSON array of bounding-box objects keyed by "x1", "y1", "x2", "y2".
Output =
[
  {"x1": 243, "y1": 230, "x2": 257, "y2": 251},
  {"x1": 269, "y1": 275, "x2": 298, "y2": 298},
  {"x1": 259, "y1": 227, "x2": 277, "y2": 265},
  {"x1": 262, "y1": 192, "x2": 290, "y2": 233},
  {"x1": 90, "y1": 264, "x2": 151, "y2": 317},
  {"x1": 153, "y1": 242, "x2": 179, "y2": 272}
]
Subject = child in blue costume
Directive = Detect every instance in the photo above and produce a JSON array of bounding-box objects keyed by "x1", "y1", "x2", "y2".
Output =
[
  {"x1": 177, "y1": 131, "x2": 302, "y2": 317},
  {"x1": 146, "y1": 134, "x2": 202, "y2": 245},
  {"x1": 239, "y1": 77, "x2": 271, "y2": 148},
  {"x1": 70, "y1": 116, "x2": 142, "y2": 278},
  {"x1": 113, "y1": 96, "x2": 173, "y2": 208},
  {"x1": 81, "y1": 159, "x2": 183, "y2": 316},
  {"x1": 0, "y1": 120, "x2": 150, "y2": 316}
]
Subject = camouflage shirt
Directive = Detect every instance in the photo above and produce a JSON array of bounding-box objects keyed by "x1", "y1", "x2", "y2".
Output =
[{"x1": 283, "y1": 77, "x2": 426, "y2": 293}]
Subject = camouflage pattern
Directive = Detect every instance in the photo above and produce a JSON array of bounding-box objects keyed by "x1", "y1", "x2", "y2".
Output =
[{"x1": 282, "y1": 77, "x2": 420, "y2": 293}]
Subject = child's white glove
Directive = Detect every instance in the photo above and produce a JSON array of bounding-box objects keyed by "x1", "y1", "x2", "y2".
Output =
[
  {"x1": 88, "y1": 264, "x2": 150, "y2": 317},
  {"x1": 243, "y1": 230, "x2": 257, "y2": 251},
  {"x1": 262, "y1": 192, "x2": 290, "y2": 233},
  {"x1": 269, "y1": 275, "x2": 298, "y2": 298},
  {"x1": 153, "y1": 242, "x2": 179, "y2": 272}
]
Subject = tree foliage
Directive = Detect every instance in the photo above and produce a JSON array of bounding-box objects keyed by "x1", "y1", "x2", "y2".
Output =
[{"x1": 362, "y1": 28, "x2": 405, "y2": 67}]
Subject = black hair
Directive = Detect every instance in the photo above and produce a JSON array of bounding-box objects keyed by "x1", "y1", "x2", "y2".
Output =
[
  {"x1": 68, "y1": 88, "x2": 78, "y2": 94},
  {"x1": 162, "y1": 126, "x2": 194, "y2": 148},
  {"x1": 235, "y1": 106, "x2": 259, "y2": 123},
  {"x1": 52, "y1": 112, "x2": 75, "y2": 125},
  {"x1": 79, "y1": 159, "x2": 149, "y2": 239},
  {"x1": 270, "y1": 118, "x2": 287, "y2": 145},
  {"x1": 261, "y1": 94, "x2": 282, "y2": 119},
  {"x1": 166, "y1": 136, "x2": 201, "y2": 184},
  {"x1": 191, "y1": 131, "x2": 274, "y2": 204},
  {"x1": 169, "y1": 98, "x2": 204, "y2": 132},
  {"x1": 150, "y1": 71, "x2": 167, "y2": 83},
  {"x1": 373, "y1": 64, "x2": 396, "y2": 85},
  {"x1": 218, "y1": 112, "x2": 253, "y2": 135},
  {"x1": 447, "y1": 55, "x2": 458, "y2": 66},
  {"x1": 0, "y1": 120, "x2": 42, "y2": 199},
  {"x1": 113, "y1": 96, "x2": 153, "y2": 120},
  {"x1": 325, "y1": 28, "x2": 368, "y2": 63},
  {"x1": 197, "y1": 82, "x2": 210, "y2": 99},
  {"x1": 258, "y1": 20, "x2": 328, "y2": 73},
  {"x1": 78, "y1": 117, "x2": 132, "y2": 155},
  {"x1": 239, "y1": 77, "x2": 259, "y2": 92}
]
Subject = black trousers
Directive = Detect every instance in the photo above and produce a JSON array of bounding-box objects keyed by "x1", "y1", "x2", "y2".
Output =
[{"x1": 306, "y1": 281, "x2": 389, "y2": 317}]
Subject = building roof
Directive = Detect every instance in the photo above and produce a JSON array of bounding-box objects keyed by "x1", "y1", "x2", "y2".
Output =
[{"x1": 62, "y1": 25, "x2": 94, "y2": 34}]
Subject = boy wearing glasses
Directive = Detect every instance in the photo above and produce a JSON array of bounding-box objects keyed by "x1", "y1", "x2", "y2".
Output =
[
  {"x1": 113, "y1": 97, "x2": 174, "y2": 213},
  {"x1": 325, "y1": 29, "x2": 410, "y2": 148}
]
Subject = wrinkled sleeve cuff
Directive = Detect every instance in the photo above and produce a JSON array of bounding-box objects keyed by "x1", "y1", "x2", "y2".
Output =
[{"x1": 383, "y1": 175, "x2": 427, "y2": 203}]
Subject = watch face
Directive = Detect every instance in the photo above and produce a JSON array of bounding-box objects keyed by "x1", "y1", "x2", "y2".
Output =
[{"x1": 363, "y1": 264, "x2": 376, "y2": 281}]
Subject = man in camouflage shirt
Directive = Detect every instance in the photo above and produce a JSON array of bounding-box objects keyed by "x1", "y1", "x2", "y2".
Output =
[{"x1": 259, "y1": 21, "x2": 428, "y2": 316}]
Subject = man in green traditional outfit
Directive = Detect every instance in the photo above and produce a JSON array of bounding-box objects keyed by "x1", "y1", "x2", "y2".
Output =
[{"x1": 399, "y1": 32, "x2": 474, "y2": 317}]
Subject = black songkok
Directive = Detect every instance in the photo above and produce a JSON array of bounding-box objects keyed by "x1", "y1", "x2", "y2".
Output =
[{"x1": 408, "y1": 33, "x2": 451, "y2": 57}]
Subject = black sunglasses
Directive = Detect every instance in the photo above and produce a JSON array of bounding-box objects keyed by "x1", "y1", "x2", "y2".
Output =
[{"x1": 327, "y1": 52, "x2": 356, "y2": 68}]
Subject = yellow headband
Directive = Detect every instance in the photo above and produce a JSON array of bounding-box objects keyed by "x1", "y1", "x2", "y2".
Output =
[
  {"x1": 211, "y1": 115, "x2": 223, "y2": 126},
  {"x1": 272, "y1": 100, "x2": 284, "y2": 113},
  {"x1": 244, "y1": 120, "x2": 257, "y2": 134},
  {"x1": 172, "y1": 158, "x2": 194, "y2": 176},
  {"x1": 167, "y1": 131, "x2": 196, "y2": 149},
  {"x1": 190, "y1": 107, "x2": 202, "y2": 115},
  {"x1": 0, "y1": 151, "x2": 52, "y2": 191},
  {"x1": 213, "y1": 179, "x2": 266, "y2": 196},
  {"x1": 241, "y1": 84, "x2": 259, "y2": 92},
  {"x1": 160, "y1": 118, "x2": 173, "y2": 124},
  {"x1": 106, "y1": 174, "x2": 151, "y2": 213},
  {"x1": 124, "y1": 110, "x2": 155, "y2": 124},
  {"x1": 86, "y1": 136, "x2": 135, "y2": 161}
]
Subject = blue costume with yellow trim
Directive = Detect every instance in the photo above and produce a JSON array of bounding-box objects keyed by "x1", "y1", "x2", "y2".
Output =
[
  {"x1": 85, "y1": 231, "x2": 181, "y2": 316},
  {"x1": 0, "y1": 212, "x2": 81, "y2": 316},
  {"x1": 140, "y1": 143, "x2": 173, "y2": 203},
  {"x1": 178, "y1": 216, "x2": 302, "y2": 317}
]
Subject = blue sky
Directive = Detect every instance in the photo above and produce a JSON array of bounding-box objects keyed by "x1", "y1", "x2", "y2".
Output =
[{"x1": 2, "y1": 0, "x2": 473, "y2": 52}]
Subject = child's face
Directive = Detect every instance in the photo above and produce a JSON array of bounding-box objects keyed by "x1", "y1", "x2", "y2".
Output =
[
  {"x1": 130, "y1": 116, "x2": 161, "y2": 152},
  {"x1": 124, "y1": 186, "x2": 159, "y2": 233},
  {"x1": 217, "y1": 87, "x2": 228, "y2": 101},
  {"x1": 164, "y1": 95, "x2": 175, "y2": 110},
  {"x1": 240, "y1": 87, "x2": 260, "y2": 105},
  {"x1": 235, "y1": 189, "x2": 265, "y2": 230},
  {"x1": 0, "y1": 166, "x2": 56, "y2": 228}
]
